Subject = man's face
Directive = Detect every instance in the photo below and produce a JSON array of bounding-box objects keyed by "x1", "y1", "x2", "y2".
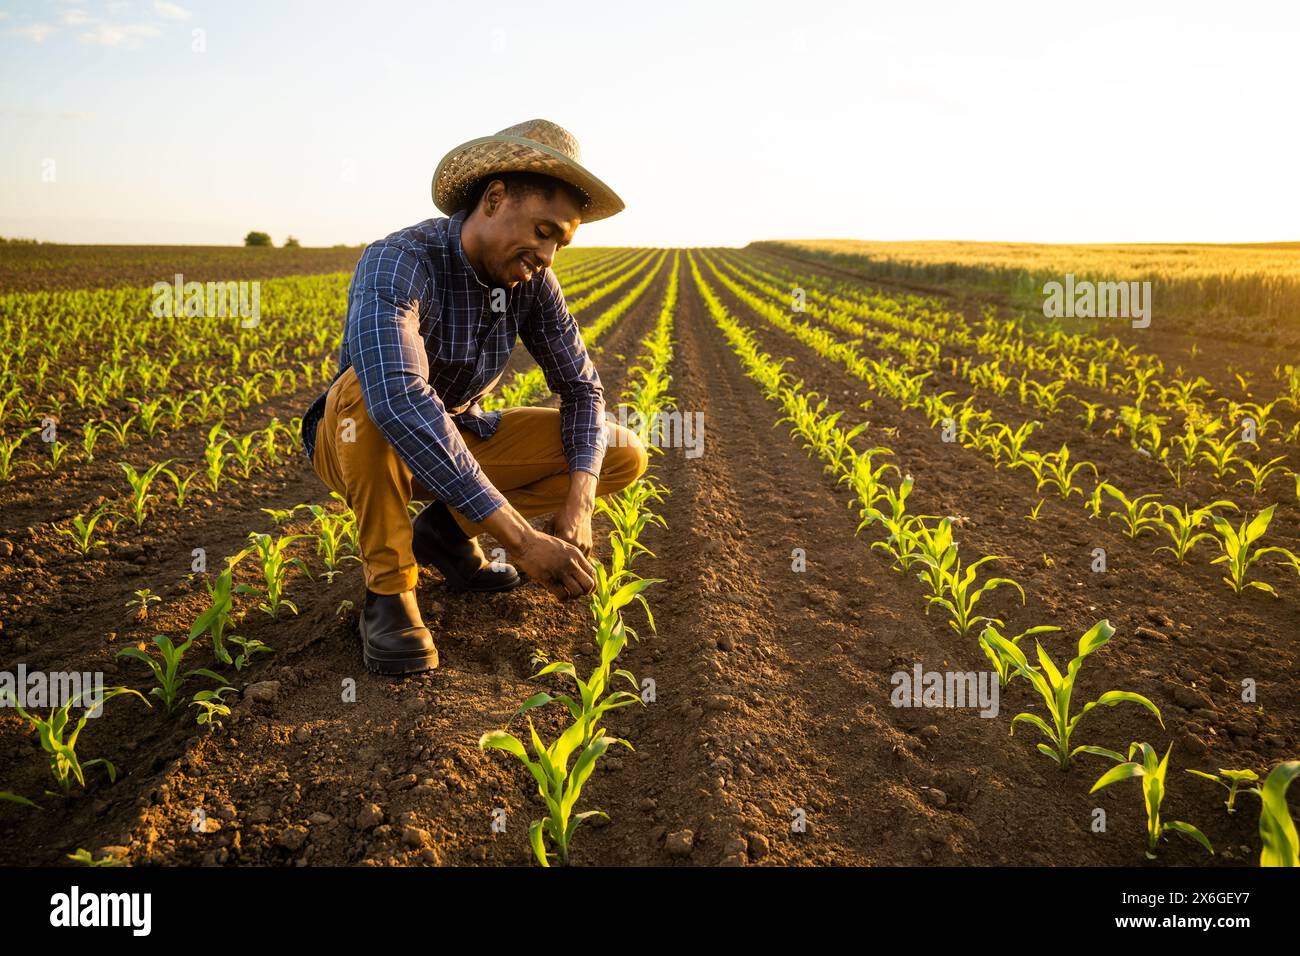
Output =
[{"x1": 475, "y1": 180, "x2": 583, "y2": 287}]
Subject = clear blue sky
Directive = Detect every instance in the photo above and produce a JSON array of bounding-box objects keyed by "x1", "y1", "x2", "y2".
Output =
[{"x1": 2, "y1": 0, "x2": 1298, "y2": 247}]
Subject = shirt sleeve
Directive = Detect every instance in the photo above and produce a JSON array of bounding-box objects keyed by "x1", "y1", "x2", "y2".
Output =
[
  {"x1": 346, "y1": 243, "x2": 508, "y2": 523},
  {"x1": 519, "y1": 268, "x2": 608, "y2": 477}
]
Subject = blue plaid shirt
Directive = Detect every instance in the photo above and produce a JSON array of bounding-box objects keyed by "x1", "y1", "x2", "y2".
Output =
[{"x1": 300, "y1": 209, "x2": 606, "y2": 523}]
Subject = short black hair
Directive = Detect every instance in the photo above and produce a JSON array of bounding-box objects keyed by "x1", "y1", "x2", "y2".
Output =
[{"x1": 463, "y1": 171, "x2": 588, "y2": 217}]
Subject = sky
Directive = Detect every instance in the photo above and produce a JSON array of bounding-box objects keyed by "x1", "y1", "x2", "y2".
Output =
[{"x1": 2, "y1": 0, "x2": 1298, "y2": 248}]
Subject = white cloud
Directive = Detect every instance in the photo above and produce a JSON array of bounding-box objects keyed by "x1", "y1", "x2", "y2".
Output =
[
  {"x1": 79, "y1": 22, "x2": 161, "y2": 46},
  {"x1": 152, "y1": 1, "x2": 190, "y2": 19},
  {"x1": 61, "y1": 10, "x2": 96, "y2": 27},
  {"x1": 10, "y1": 23, "x2": 57, "y2": 42}
]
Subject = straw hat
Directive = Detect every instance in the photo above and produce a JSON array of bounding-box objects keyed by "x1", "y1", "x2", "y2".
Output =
[{"x1": 432, "y1": 118, "x2": 625, "y2": 223}]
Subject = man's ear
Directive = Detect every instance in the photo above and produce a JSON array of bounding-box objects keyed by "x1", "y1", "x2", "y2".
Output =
[{"x1": 480, "y1": 178, "x2": 508, "y2": 217}]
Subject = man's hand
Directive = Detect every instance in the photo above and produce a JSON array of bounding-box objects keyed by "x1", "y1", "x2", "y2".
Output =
[
  {"x1": 516, "y1": 531, "x2": 594, "y2": 601},
  {"x1": 552, "y1": 469, "x2": 598, "y2": 557},
  {"x1": 481, "y1": 500, "x2": 595, "y2": 601}
]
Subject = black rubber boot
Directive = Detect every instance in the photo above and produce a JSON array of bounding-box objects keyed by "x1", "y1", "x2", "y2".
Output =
[
  {"x1": 360, "y1": 588, "x2": 438, "y2": 675},
  {"x1": 411, "y1": 501, "x2": 522, "y2": 593}
]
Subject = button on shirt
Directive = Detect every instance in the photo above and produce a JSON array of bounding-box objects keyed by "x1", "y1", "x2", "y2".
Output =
[{"x1": 299, "y1": 209, "x2": 607, "y2": 523}]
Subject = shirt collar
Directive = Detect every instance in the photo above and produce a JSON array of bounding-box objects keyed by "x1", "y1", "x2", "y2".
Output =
[{"x1": 449, "y1": 208, "x2": 490, "y2": 290}]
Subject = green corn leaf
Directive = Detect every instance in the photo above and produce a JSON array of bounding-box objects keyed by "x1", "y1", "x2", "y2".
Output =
[
  {"x1": 1090, "y1": 760, "x2": 1146, "y2": 793},
  {"x1": 1259, "y1": 760, "x2": 1300, "y2": 867},
  {"x1": 479, "y1": 729, "x2": 527, "y2": 761},
  {"x1": 528, "y1": 819, "x2": 550, "y2": 868},
  {"x1": 1162, "y1": 820, "x2": 1214, "y2": 854}
]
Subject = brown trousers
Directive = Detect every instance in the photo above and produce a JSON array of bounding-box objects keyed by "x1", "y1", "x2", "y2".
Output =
[{"x1": 310, "y1": 365, "x2": 647, "y2": 593}]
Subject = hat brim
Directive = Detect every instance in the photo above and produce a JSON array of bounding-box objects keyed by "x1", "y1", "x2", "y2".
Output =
[{"x1": 432, "y1": 134, "x2": 625, "y2": 223}]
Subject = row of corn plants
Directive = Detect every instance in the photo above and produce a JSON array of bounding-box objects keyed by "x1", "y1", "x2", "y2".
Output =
[
  {"x1": 0, "y1": 251, "x2": 620, "y2": 475},
  {"x1": 691, "y1": 251, "x2": 1299, "y2": 864},
  {"x1": 702, "y1": 254, "x2": 1300, "y2": 598},
  {"x1": 719, "y1": 250, "x2": 1300, "y2": 493},
  {"x1": 479, "y1": 251, "x2": 681, "y2": 865},
  {"x1": 2, "y1": 488, "x2": 366, "y2": 813},
  {"x1": 736, "y1": 245, "x2": 1300, "y2": 430},
  {"x1": 50, "y1": 416, "x2": 308, "y2": 558}
]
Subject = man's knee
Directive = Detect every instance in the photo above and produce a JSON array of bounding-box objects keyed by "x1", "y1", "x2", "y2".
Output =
[{"x1": 325, "y1": 371, "x2": 405, "y2": 486}]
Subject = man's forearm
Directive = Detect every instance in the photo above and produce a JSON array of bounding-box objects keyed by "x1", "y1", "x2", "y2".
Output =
[
  {"x1": 565, "y1": 468, "x2": 598, "y2": 515},
  {"x1": 480, "y1": 501, "x2": 536, "y2": 552},
  {"x1": 480, "y1": 469, "x2": 596, "y2": 548}
]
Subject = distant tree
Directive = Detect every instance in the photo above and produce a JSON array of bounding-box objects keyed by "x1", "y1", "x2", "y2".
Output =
[
  {"x1": 283, "y1": 235, "x2": 301, "y2": 248},
  {"x1": 244, "y1": 231, "x2": 272, "y2": 247}
]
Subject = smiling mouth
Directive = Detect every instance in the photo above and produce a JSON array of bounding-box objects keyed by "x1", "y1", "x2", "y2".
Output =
[{"x1": 517, "y1": 255, "x2": 540, "y2": 280}]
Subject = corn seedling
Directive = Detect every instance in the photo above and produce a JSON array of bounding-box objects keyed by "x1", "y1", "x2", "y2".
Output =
[
  {"x1": 480, "y1": 720, "x2": 631, "y2": 867},
  {"x1": 839, "y1": 446, "x2": 898, "y2": 518},
  {"x1": 227, "y1": 431, "x2": 260, "y2": 478},
  {"x1": 55, "y1": 503, "x2": 112, "y2": 555},
  {"x1": 1026, "y1": 498, "x2": 1045, "y2": 521},
  {"x1": 117, "y1": 634, "x2": 227, "y2": 712},
  {"x1": 1036, "y1": 445, "x2": 1098, "y2": 499},
  {"x1": 862, "y1": 475, "x2": 922, "y2": 569},
  {"x1": 191, "y1": 686, "x2": 238, "y2": 728},
  {"x1": 1119, "y1": 405, "x2": 1166, "y2": 455},
  {"x1": 163, "y1": 395, "x2": 190, "y2": 428},
  {"x1": 978, "y1": 623, "x2": 1063, "y2": 686},
  {"x1": 1084, "y1": 482, "x2": 1106, "y2": 519},
  {"x1": 260, "y1": 506, "x2": 298, "y2": 526},
  {"x1": 132, "y1": 397, "x2": 165, "y2": 439},
  {"x1": 1091, "y1": 742, "x2": 1214, "y2": 859},
  {"x1": 227, "y1": 635, "x2": 273, "y2": 670},
  {"x1": 923, "y1": 555, "x2": 1025, "y2": 637},
  {"x1": 1025, "y1": 378, "x2": 1067, "y2": 414},
  {"x1": 260, "y1": 423, "x2": 283, "y2": 466},
  {"x1": 911, "y1": 518, "x2": 957, "y2": 596},
  {"x1": 0, "y1": 686, "x2": 149, "y2": 795},
  {"x1": 300, "y1": 504, "x2": 362, "y2": 582},
  {"x1": 1199, "y1": 435, "x2": 1245, "y2": 479},
  {"x1": 44, "y1": 438, "x2": 69, "y2": 472},
  {"x1": 1154, "y1": 500, "x2": 1237, "y2": 562},
  {"x1": 1099, "y1": 483, "x2": 1163, "y2": 539},
  {"x1": 189, "y1": 551, "x2": 249, "y2": 665},
  {"x1": 985, "y1": 620, "x2": 1163, "y2": 770},
  {"x1": 0, "y1": 427, "x2": 40, "y2": 481},
  {"x1": 125, "y1": 588, "x2": 161, "y2": 621},
  {"x1": 67, "y1": 848, "x2": 125, "y2": 867},
  {"x1": 238, "y1": 531, "x2": 312, "y2": 617},
  {"x1": 1186, "y1": 767, "x2": 1260, "y2": 813},
  {"x1": 203, "y1": 422, "x2": 232, "y2": 491},
  {"x1": 1236, "y1": 456, "x2": 1291, "y2": 498},
  {"x1": 587, "y1": 552, "x2": 663, "y2": 647},
  {"x1": 995, "y1": 420, "x2": 1041, "y2": 470},
  {"x1": 1238, "y1": 399, "x2": 1286, "y2": 439},
  {"x1": 1209, "y1": 505, "x2": 1298, "y2": 595},
  {"x1": 116, "y1": 458, "x2": 175, "y2": 528},
  {"x1": 160, "y1": 465, "x2": 201, "y2": 511},
  {"x1": 101, "y1": 416, "x2": 136, "y2": 448}
]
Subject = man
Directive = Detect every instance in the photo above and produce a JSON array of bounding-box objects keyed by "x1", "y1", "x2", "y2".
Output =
[{"x1": 299, "y1": 119, "x2": 648, "y2": 676}]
